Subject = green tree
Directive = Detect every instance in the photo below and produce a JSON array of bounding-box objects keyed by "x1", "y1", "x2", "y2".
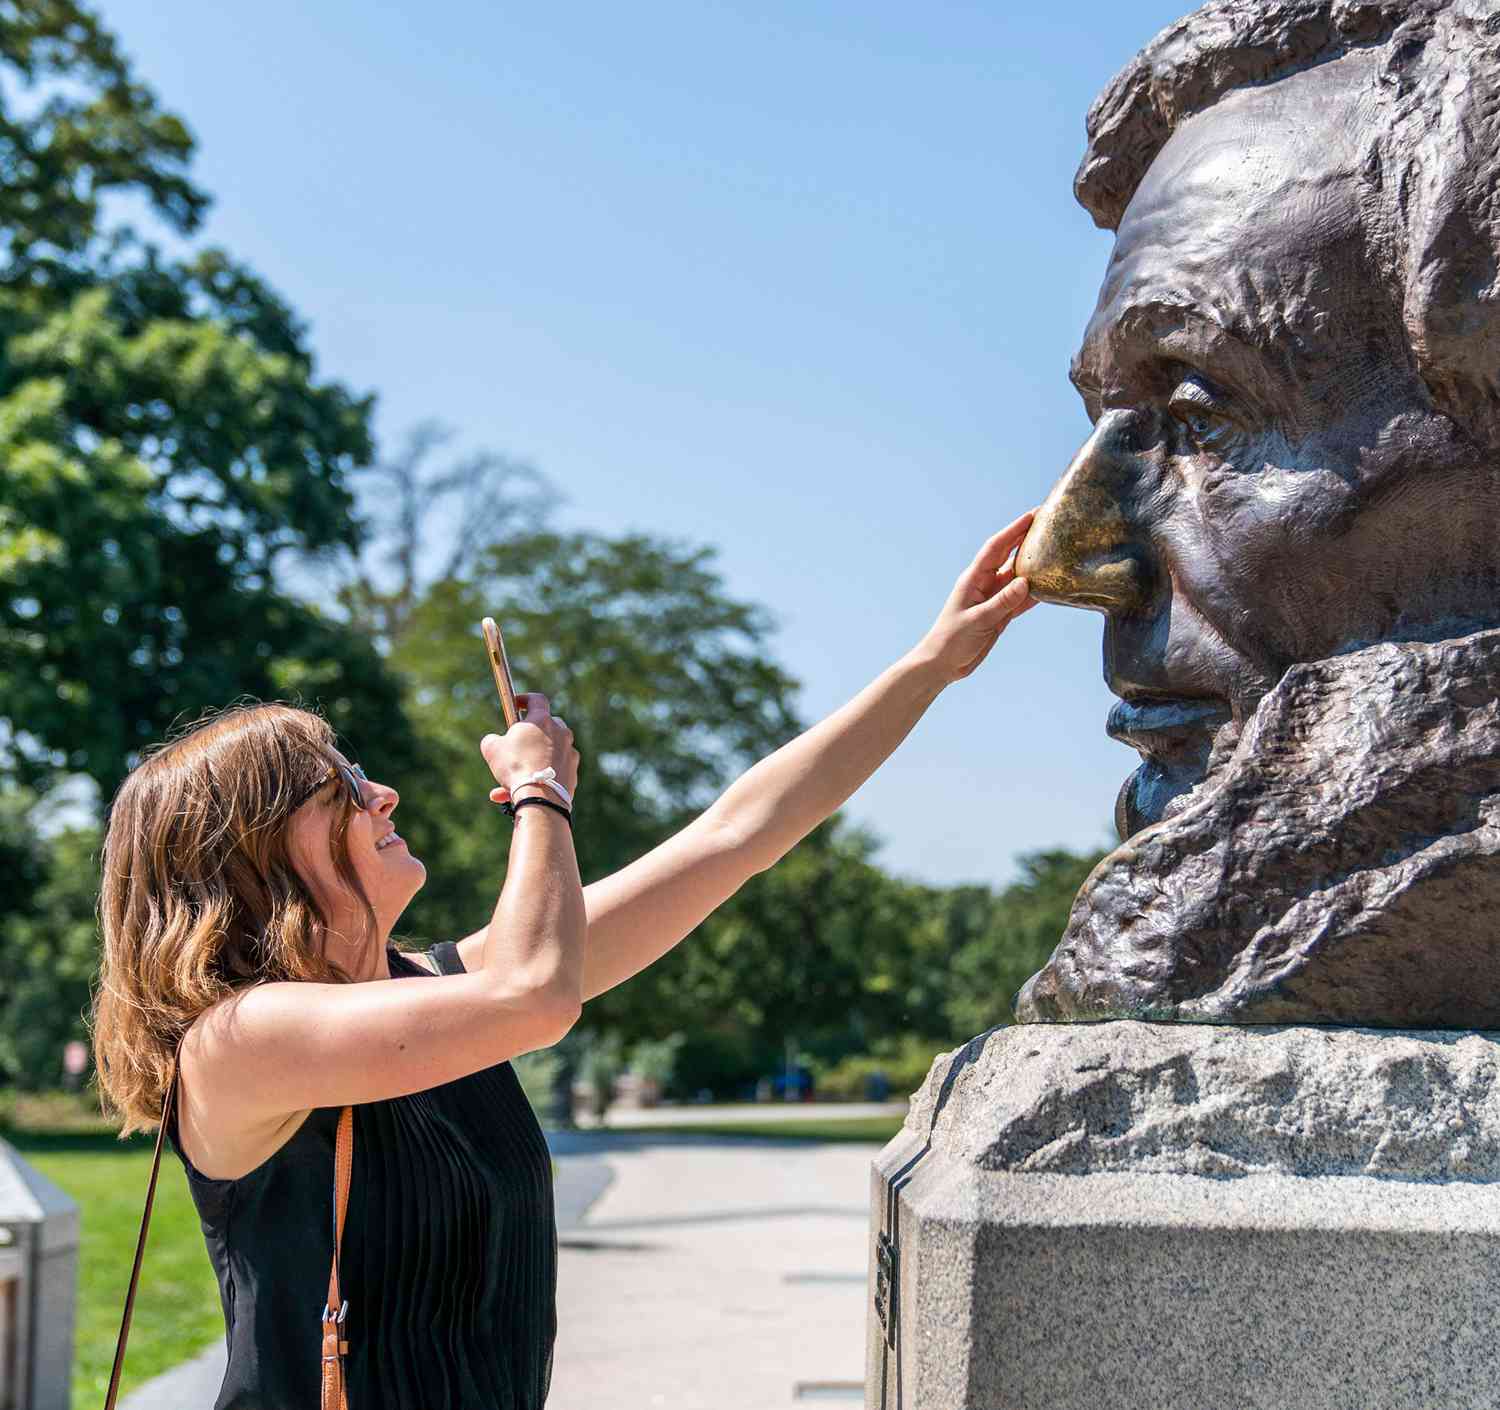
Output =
[
  {"x1": 639, "y1": 821, "x2": 949, "y2": 1096},
  {"x1": 636, "y1": 824, "x2": 917, "y2": 1039},
  {"x1": 379, "y1": 528, "x2": 803, "y2": 954},
  {"x1": 0, "y1": 0, "x2": 205, "y2": 272},
  {"x1": 941, "y1": 847, "x2": 1108, "y2": 1038},
  {"x1": 0, "y1": 786, "x2": 102, "y2": 1087},
  {"x1": 0, "y1": 0, "x2": 417, "y2": 799}
]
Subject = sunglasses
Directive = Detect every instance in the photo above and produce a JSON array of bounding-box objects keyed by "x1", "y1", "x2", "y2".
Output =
[{"x1": 290, "y1": 761, "x2": 369, "y2": 814}]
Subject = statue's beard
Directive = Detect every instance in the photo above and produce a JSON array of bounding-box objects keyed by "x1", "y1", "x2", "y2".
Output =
[
  {"x1": 1113, "y1": 713, "x2": 1242, "y2": 841},
  {"x1": 1017, "y1": 626, "x2": 1500, "y2": 1030}
]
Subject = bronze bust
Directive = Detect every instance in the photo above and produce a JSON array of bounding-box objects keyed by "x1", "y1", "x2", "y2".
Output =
[{"x1": 1014, "y1": 0, "x2": 1500, "y2": 1028}]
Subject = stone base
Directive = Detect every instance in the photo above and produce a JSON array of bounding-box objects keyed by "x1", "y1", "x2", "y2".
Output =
[{"x1": 866, "y1": 1022, "x2": 1500, "y2": 1410}]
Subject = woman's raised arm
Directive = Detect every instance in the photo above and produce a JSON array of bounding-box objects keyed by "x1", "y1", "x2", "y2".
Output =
[
  {"x1": 182, "y1": 695, "x2": 584, "y2": 1135},
  {"x1": 568, "y1": 510, "x2": 1036, "y2": 1002}
]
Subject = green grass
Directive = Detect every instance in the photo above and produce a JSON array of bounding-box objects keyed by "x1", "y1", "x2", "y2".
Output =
[
  {"x1": 636, "y1": 1115, "x2": 906, "y2": 1143},
  {"x1": 5, "y1": 1125, "x2": 223, "y2": 1410}
]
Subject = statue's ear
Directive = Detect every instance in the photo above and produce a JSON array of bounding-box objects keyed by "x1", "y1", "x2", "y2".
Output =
[{"x1": 1399, "y1": 2, "x2": 1500, "y2": 452}]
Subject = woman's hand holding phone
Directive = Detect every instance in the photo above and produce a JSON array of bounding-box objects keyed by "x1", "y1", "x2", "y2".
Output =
[{"x1": 479, "y1": 693, "x2": 581, "y2": 807}]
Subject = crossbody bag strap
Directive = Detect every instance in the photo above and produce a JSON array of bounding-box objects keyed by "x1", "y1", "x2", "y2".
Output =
[
  {"x1": 320, "y1": 1105, "x2": 355, "y2": 1410},
  {"x1": 103, "y1": 1047, "x2": 182, "y2": 1410}
]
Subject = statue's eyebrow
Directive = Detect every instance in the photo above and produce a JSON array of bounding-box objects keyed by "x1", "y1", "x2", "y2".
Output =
[
  {"x1": 1075, "y1": 297, "x2": 1271, "y2": 400},
  {"x1": 1118, "y1": 299, "x2": 1258, "y2": 358}
]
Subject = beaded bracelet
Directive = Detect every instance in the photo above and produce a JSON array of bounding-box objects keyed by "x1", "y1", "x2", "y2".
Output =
[{"x1": 502, "y1": 794, "x2": 574, "y2": 828}]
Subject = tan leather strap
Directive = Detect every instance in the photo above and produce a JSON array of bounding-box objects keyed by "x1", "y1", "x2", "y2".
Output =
[
  {"x1": 320, "y1": 1104, "x2": 355, "y2": 1410},
  {"x1": 103, "y1": 1050, "x2": 181, "y2": 1410}
]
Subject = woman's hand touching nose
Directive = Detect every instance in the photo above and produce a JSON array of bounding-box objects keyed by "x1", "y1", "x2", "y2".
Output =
[{"x1": 916, "y1": 509, "x2": 1038, "y2": 683}]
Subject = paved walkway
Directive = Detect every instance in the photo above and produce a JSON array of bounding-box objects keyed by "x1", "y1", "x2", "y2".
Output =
[
  {"x1": 121, "y1": 1125, "x2": 883, "y2": 1409},
  {"x1": 548, "y1": 1129, "x2": 874, "y2": 1407},
  {"x1": 580, "y1": 1100, "x2": 906, "y2": 1128}
]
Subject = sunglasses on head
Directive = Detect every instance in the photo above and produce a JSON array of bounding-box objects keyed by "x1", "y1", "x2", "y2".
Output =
[{"x1": 290, "y1": 760, "x2": 369, "y2": 814}]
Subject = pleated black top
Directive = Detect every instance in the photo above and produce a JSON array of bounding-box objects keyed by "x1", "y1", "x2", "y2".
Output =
[{"x1": 167, "y1": 941, "x2": 558, "y2": 1409}]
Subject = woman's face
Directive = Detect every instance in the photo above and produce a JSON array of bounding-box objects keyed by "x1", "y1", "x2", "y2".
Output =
[{"x1": 285, "y1": 746, "x2": 426, "y2": 965}]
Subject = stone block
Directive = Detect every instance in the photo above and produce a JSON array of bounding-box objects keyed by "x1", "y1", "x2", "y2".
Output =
[{"x1": 867, "y1": 1022, "x2": 1500, "y2": 1409}]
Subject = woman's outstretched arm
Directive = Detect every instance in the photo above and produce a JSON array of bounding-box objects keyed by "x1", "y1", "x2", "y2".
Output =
[{"x1": 564, "y1": 510, "x2": 1036, "y2": 1003}]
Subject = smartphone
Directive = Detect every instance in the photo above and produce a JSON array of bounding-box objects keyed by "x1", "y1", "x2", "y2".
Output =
[{"x1": 480, "y1": 617, "x2": 521, "y2": 727}]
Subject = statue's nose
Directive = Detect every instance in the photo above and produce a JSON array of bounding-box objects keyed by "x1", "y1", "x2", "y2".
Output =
[{"x1": 1015, "y1": 408, "x2": 1155, "y2": 613}]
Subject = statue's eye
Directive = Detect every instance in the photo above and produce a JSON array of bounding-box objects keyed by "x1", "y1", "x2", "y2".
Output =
[{"x1": 1167, "y1": 379, "x2": 1234, "y2": 451}]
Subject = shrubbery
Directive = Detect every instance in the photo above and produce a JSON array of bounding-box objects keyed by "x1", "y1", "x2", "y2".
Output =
[{"x1": 813, "y1": 1035, "x2": 951, "y2": 1103}]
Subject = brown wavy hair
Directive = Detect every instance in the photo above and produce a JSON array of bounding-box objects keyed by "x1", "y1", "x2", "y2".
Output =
[{"x1": 92, "y1": 701, "x2": 378, "y2": 1135}]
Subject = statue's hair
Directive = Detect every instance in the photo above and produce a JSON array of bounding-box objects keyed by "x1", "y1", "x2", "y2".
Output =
[
  {"x1": 1078, "y1": 0, "x2": 1500, "y2": 450},
  {"x1": 91, "y1": 701, "x2": 377, "y2": 1136}
]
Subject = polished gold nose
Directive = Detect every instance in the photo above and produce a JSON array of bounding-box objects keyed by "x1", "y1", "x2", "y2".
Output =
[{"x1": 1015, "y1": 409, "x2": 1154, "y2": 613}]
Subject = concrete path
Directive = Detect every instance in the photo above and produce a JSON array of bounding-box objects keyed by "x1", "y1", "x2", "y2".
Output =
[
  {"x1": 548, "y1": 1130, "x2": 875, "y2": 1408},
  {"x1": 118, "y1": 1343, "x2": 227, "y2": 1410},
  {"x1": 120, "y1": 1126, "x2": 881, "y2": 1409},
  {"x1": 581, "y1": 1100, "x2": 906, "y2": 1129}
]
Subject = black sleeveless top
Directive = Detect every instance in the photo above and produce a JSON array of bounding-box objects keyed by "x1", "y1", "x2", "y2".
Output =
[{"x1": 167, "y1": 942, "x2": 557, "y2": 1409}]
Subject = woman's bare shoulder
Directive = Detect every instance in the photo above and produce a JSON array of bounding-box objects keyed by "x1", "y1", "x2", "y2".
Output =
[{"x1": 178, "y1": 997, "x2": 313, "y2": 1181}]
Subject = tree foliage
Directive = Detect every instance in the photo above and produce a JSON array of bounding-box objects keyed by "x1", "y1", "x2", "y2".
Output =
[
  {"x1": 940, "y1": 848, "x2": 1108, "y2": 1039},
  {"x1": 379, "y1": 528, "x2": 803, "y2": 950},
  {"x1": 0, "y1": 788, "x2": 101, "y2": 1087},
  {"x1": 0, "y1": 0, "x2": 416, "y2": 799},
  {"x1": 629, "y1": 842, "x2": 1109, "y2": 1097},
  {"x1": 0, "y1": 0, "x2": 205, "y2": 272}
]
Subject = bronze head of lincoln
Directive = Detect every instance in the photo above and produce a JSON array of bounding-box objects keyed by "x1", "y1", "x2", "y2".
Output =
[{"x1": 1014, "y1": 0, "x2": 1500, "y2": 1028}]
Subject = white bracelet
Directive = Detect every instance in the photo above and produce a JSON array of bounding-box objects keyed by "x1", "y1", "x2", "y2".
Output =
[{"x1": 508, "y1": 766, "x2": 573, "y2": 808}]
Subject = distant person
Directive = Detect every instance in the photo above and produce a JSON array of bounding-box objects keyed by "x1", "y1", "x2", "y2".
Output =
[
  {"x1": 91, "y1": 511, "x2": 1034, "y2": 1410},
  {"x1": 61, "y1": 1039, "x2": 89, "y2": 1092}
]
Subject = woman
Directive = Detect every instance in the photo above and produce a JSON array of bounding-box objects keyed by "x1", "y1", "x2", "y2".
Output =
[{"x1": 91, "y1": 511, "x2": 1035, "y2": 1410}]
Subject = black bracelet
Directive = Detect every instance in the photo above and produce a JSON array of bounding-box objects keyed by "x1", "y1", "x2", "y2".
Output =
[{"x1": 503, "y1": 795, "x2": 574, "y2": 828}]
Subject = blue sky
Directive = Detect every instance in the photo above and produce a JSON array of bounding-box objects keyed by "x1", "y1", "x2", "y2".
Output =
[{"x1": 95, "y1": 0, "x2": 1191, "y2": 887}]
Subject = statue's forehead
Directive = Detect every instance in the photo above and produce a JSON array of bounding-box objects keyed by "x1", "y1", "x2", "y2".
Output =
[{"x1": 1077, "y1": 52, "x2": 1381, "y2": 385}]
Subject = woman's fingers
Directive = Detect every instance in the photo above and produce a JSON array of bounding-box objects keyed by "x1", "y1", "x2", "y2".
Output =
[
  {"x1": 517, "y1": 691, "x2": 550, "y2": 722},
  {"x1": 1010, "y1": 581, "x2": 1039, "y2": 618},
  {"x1": 980, "y1": 575, "x2": 1033, "y2": 623},
  {"x1": 969, "y1": 510, "x2": 1036, "y2": 574},
  {"x1": 479, "y1": 690, "x2": 580, "y2": 798},
  {"x1": 919, "y1": 515, "x2": 1041, "y2": 681},
  {"x1": 958, "y1": 511, "x2": 1036, "y2": 605}
]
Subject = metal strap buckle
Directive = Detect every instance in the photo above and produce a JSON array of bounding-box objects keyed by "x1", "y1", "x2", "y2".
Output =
[{"x1": 320, "y1": 1300, "x2": 348, "y2": 1325}]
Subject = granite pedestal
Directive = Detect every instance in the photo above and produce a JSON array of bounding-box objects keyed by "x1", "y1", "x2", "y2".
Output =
[{"x1": 867, "y1": 1021, "x2": 1500, "y2": 1410}]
